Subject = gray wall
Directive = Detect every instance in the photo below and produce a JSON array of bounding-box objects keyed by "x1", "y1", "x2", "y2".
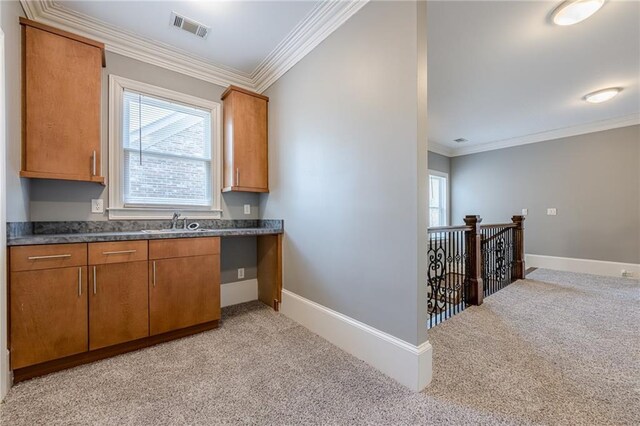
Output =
[
  {"x1": 428, "y1": 151, "x2": 450, "y2": 174},
  {"x1": 3, "y1": 1, "x2": 29, "y2": 222},
  {"x1": 261, "y1": 1, "x2": 429, "y2": 345},
  {"x1": 221, "y1": 237, "x2": 257, "y2": 283},
  {"x1": 1, "y1": 1, "x2": 257, "y2": 282},
  {"x1": 451, "y1": 125, "x2": 640, "y2": 264},
  {"x1": 29, "y1": 51, "x2": 260, "y2": 222}
]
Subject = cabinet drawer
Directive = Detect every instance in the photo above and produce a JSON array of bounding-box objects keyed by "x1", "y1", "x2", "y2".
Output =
[
  {"x1": 10, "y1": 244, "x2": 87, "y2": 272},
  {"x1": 149, "y1": 237, "x2": 220, "y2": 260},
  {"x1": 88, "y1": 241, "x2": 148, "y2": 265}
]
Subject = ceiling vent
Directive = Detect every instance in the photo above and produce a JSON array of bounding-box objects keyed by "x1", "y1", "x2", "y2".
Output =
[
  {"x1": 453, "y1": 138, "x2": 468, "y2": 143},
  {"x1": 170, "y1": 12, "x2": 210, "y2": 39}
]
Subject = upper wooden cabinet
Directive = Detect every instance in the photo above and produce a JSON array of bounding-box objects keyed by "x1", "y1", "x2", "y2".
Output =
[
  {"x1": 221, "y1": 86, "x2": 269, "y2": 193},
  {"x1": 20, "y1": 18, "x2": 106, "y2": 184}
]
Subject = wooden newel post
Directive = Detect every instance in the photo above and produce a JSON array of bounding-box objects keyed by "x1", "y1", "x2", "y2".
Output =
[
  {"x1": 464, "y1": 215, "x2": 483, "y2": 306},
  {"x1": 511, "y1": 215, "x2": 525, "y2": 280}
]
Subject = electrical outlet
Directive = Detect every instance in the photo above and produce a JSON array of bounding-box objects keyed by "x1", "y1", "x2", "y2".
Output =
[
  {"x1": 244, "y1": 204, "x2": 251, "y2": 215},
  {"x1": 238, "y1": 268, "x2": 245, "y2": 279},
  {"x1": 91, "y1": 199, "x2": 104, "y2": 214},
  {"x1": 521, "y1": 208, "x2": 528, "y2": 216},
  {"x1": 546, "y1": 208, "x2": 557, "y2": 216}
]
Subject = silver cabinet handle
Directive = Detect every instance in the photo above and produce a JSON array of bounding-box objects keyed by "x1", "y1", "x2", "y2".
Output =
[
  {"x1": 152, "y1": 261, "x2": 156, "y2": 287},
  {"x1": 236, "y1": 168, "x2": 239, "y2": 186},
  {"x1": 28, "y1": 254, "x2": 72, "y2": 260},
  {"x1": 78, "y1": 267, "x2": 82, "y2": 296},
  {"x1": 102, "y1": 250, "x2": 136, "y2": 255},
  {"x1": 93, "y1": 266, "x2": 97, "y2": 295},
  {"x1": 92, "y1": 150, "x2": 97, "y2": 176}
]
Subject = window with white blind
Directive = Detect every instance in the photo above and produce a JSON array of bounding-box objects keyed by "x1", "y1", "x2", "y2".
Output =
[
  {"x1": 108, "y1": 76, "x2": 221, "y2": 219},
  {"x1": 429, "y1": 171, "x2": 448, "y2": 227}
]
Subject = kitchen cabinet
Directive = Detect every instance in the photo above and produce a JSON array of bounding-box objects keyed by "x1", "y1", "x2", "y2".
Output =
[
  {"x1": 6, "y1": 230, "x2": 284, "y2": 383},
  {"x1": 20, "y1": 18, "x2": 106, "y2": 184},
  {"x1": 149, "y1": 238, "x2": 221, "y2": 335},
  {"x1": 9, "y1": 244, "x2": 88, "y2": 369},
  {"x1": 221, "y1": 86, "x2": 269, "y2": 192},
  {"x1": 88, "y1": 241, "x2": 149, "y2": 350}
]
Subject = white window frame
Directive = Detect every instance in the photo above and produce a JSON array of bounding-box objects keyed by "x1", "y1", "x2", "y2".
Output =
[
  {"x1": 108, "y1": 75, "x2": 222, "y2": 219},
  {"x1": 428, "y1": 170, "x2": 449, "y2": 227}
]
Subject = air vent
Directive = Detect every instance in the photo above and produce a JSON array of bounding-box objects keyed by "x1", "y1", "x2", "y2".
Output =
[
  {"x1": 170, "y1": 12, "x2": 210, "y2": 39},
  {"x1": 453, "y1": 138, "x2": 468, "y2": 143}
]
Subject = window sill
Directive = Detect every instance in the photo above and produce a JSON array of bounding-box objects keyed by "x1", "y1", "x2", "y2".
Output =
[{"x1": 108, "y1": 207, "x2": 222, "y2": 220}]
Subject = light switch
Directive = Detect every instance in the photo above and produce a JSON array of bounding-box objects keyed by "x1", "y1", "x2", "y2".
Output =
[
  {"x1": 244, "y1": 204, "x2": 251, "y2": 215},
  {"x1": 521, "y1": 208, "x2": 528, "y2": 216},
  {"x1": 547, "y1": 208, "x2": 557, "y2": 216}
]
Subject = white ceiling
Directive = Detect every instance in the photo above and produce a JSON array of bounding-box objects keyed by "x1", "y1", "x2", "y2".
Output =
[
  {"x1": 427, "y1": 0, "x2": 640, "y2": 155},
  {"x1": 61, "y1": 1, "x2": 319, "y2": 75}
]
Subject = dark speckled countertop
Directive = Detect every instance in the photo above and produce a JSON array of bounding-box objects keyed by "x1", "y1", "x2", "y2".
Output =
[{"x1": 7, "y1": 220, "x2": 283, "y2": 246}]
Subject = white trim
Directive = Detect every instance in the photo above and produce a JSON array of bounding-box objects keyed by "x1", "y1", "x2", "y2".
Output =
[
  {"x1": 526, "y1": 254, "x2": 640, "y2": 279},
  {"x1": 108, "y1": 75, "x2": 222, "y2": 220},
  {"x1": 221, "y1": 279, "x2": 258, "y2": 308},
  {"x1": 252, "y1": 0, "x2": 369, "y2": 93},
  {"x1": 428, "y1": 170, "x2": 449, "y2": 227},
  {"x1": 0, "y1": 25, "x2": 10, "y2": 401},
  {"x1": 428, "y1": 141, "x2": 453, "y2": 157},
  {"x1": 22, "y1": 1, "x2": 254, "y2": 90},
  {"x1": 21, "y1": 0, "x2": 369, "y2": 94},
  {"x1": 280, "y1": 289, "x2": 433, "y2": 392},
  {"x1": 439, "y1": 113, "x2": 640, "y2": 157}
]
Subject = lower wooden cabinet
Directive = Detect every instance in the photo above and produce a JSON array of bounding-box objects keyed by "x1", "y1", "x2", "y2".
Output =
[
  {"x1": 150, "y1": 255, "x2": 220, "y2": 335},
  {"x1": 10, "y1": 266, "x2": 88, "y2": 369},
  {"x1": 7, "y1": 236, "x2": 229, "y2": 379},
  {"x1": 89, "y1": 261, "x2": 149, "y2": 350}
]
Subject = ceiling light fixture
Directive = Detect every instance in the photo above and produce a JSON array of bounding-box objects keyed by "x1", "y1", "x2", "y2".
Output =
[
  {"x1": 583, "y1": 87, "x2": 622, "y2": 103},
  {"x1": 551, "y1": 0, "x2": 606, "y2": 26}
]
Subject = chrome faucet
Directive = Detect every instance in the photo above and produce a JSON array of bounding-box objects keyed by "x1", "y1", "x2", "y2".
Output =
[{"x1": 170, "y1": 212, "x2": 181, "y2": 230}]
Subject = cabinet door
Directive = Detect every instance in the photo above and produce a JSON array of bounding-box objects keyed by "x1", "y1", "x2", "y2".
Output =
[
  {"x1": 149, "y1": 255, "x2": 220, "y2": 335},
  {"x1": 23, "y1": 25, "x2": 103, "y2": 182},
  {"x1": 10, "y1": 266, "x2": 88, "y2": 369},
  {"x1": 231, "y1": 91, "x2": 268, "y2": 191},
  {"x1": 89, "y1": 261, "x2": 149, "y2": 350}
]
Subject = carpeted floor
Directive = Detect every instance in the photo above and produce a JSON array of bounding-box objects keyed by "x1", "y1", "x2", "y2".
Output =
[{"x1": 1, "y1": 269, "x2": 638, "y2": 425}]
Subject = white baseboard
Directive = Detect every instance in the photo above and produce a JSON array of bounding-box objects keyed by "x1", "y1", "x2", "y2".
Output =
[
  {"x1": 280, "y1": 289, "x2": 432, "y2": 392},
  {"x1": 221, "y1": 279, "x2": 258, "y2": 308},
  {"x1": 526, "y1": 254, "x2": 640, "y2": 279}
]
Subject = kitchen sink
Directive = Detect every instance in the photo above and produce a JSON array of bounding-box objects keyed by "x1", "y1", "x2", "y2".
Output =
[{"x1": 141, "y1": 229, "x2": 213, "y2": 234}]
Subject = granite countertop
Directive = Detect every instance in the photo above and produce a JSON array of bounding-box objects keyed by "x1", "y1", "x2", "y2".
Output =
[{"x1": 7, "y1": 220, "x2": 283, "y2": 246}]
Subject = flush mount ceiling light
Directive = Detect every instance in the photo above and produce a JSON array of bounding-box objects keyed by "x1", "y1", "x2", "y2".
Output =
[
  {"x1": 583, "y1": 87, "x2": 622, "y2": 103},
  {"x1": 552, "y1": 0, "x2": 606, "y2": 26}
]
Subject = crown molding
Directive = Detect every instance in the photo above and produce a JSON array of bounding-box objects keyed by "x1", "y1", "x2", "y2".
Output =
[
  {"x1": 20, "y1": 0, "x2": 369, "y2": 94},
  {"x1": 22, "y1": 0, "x2": 254, "y2": 90},
  {"x1": 252, "y1": 0, "x2": 369, "y2": 93},
  {"x1": 441, "y1": 113, "x2": 640, "y2": 157},
  {"x1": 427, "y1": 141, "x2": 453, "y2": 157}
]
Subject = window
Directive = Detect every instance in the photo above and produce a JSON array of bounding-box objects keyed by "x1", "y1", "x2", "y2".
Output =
[
  {"x1": 109, "y1": 75, "x2": 221, "y2": 219},
  {"x1": 429, "y1": 171, "x2": 448, "y2": 227}
]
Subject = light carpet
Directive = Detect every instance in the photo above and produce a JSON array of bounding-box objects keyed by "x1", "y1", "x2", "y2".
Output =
[{"x1": 1, "y1": 269, "x2": 638, "y2": 425}]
